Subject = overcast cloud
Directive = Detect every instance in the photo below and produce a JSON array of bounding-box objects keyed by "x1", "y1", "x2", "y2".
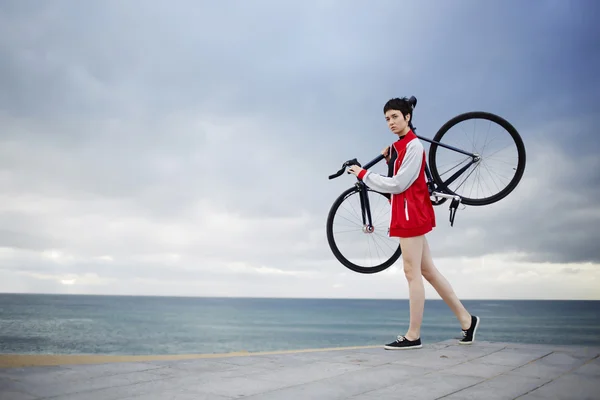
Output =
[{"x1": 1, "y1": 0, "x2": 599, "y2": 300}]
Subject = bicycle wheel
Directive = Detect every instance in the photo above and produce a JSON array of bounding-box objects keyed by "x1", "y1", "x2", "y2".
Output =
[
  {"x1": 429, "y1": 111, "x2": 526, "y2": 206},
  {"x1": 326, "y1": 186, "x2": 402, "y2": 274}
]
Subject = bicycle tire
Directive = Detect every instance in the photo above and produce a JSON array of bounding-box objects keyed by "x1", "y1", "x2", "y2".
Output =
[
  {"x1": 429, "y1": 111, "x2": 526, "y2": 206},
  {"x1": 326, "y1": 186, "x2": 402, "y2": 274}
]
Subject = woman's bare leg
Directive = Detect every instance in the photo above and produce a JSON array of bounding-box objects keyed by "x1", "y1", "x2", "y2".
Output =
[
  {"x1": 420, "y1": 235, "x2": 471, "y2": 329},
  {"x1": 399, "y1": 235, "x2": 425, "y2": 340}
]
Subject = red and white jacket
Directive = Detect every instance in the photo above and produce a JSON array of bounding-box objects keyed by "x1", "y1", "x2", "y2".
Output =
[{"x1": 357, "y1": 130, "x2": 436, "y2": 237}]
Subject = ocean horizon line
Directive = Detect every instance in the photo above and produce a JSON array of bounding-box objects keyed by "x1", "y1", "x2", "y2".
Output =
[{"x1": 1, "y1": 292, "x2": 599, "y2": 301}]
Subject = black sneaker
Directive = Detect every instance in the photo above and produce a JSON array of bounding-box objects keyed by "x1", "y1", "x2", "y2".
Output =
[
  {"x1": 459, "y1": 315, "x2": 480, "y2": 344},
  {"x1": 384, "y1": 335, "x2": 422, "y2": 350}
]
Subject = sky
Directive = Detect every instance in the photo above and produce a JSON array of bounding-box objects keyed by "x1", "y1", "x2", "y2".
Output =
[{"x1": 0, "y1": 0, "x2": 599, "y2": 300}]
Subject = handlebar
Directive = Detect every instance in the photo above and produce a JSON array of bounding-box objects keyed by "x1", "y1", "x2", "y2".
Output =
[
  {"x1": 328, "y1": 154, "x2": 386, "y2": 180},
  {"x1": 328, "y1": 158, "x2": 361, "y2": 180}
]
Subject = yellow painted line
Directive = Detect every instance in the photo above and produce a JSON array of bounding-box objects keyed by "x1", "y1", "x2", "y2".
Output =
[{"x1": 0, "y1": 344, "x2": 381, "y2": 368}]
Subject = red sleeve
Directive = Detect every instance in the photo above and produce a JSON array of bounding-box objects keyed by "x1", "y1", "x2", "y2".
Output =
[{"x1": 357, "y1": 169, "x2": 367, "y2": 180}]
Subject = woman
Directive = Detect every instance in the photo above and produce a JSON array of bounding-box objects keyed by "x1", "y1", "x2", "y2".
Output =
[{"x1": 348, "y1": 97, "x2": 479, "y2": 349}]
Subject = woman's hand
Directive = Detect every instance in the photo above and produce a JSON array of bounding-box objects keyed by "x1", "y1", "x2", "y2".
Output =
[
  {"x1": 347, "y1": 165, "x2": 363, "y2": 176},
  {"x1": 382, "y1": 146, "x2": 390, "y2": 162}
]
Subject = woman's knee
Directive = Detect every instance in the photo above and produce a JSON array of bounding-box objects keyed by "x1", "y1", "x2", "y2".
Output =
[
  {"x1": 403, "y1": 261, "x2": 421, "y2": 282},
  {"x1": 420, "y1": 237, "x2": 436, "y2": 281},
  {"x1": 421, "y1": 267, "x2": 434, "y2": 282},
  {"x1": 399, "y1": 235, "x2": 424, "y2": 282}
]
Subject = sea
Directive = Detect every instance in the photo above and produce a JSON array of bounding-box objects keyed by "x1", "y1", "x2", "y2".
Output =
[{"x1": 1, "y1": 294, "x2": 599, "y2": 355}]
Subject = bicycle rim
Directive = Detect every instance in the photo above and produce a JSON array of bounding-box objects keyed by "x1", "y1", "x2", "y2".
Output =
[
  {"x1": 429, "y1": 111, "x2": 526, "y2": 206},
  {"x1": 326, "y1": 186, "x2": 402, "y2": 274}
]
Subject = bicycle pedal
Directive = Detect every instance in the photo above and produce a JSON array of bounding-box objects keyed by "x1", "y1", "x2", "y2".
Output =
[
  {"x1": 449, "y1": 197, "x2": 461, "y2": 227},
  {"x1": 449, "y1": 208, "x2": 457, "y2": 227}
]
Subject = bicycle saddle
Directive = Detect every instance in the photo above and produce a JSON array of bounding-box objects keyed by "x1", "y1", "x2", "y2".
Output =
[{"x1": 409, "y1": 96, "x2": 417, "y2": 109}]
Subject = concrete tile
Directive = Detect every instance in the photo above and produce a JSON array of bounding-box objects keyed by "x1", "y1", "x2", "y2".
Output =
[
  {"x1": 348, "y1": 373, "x2": 483, "y2": 400},
  {"x1": 149, "y1": 363, "x2": 291, "y2": 387},
  {"x1": 473, "y1": 349, "x2": 550, "y2": 367},
  {"x1": 261, "y1": 349, "x2": 365, "y2": 361},
  {"x1": 221, "y1": 357, "x2": 313, "y2": 371},
  {"x1": 60, "y1": 361, "x2": 163, "y2": 374},
  {"x1": 241, "y1": 363, "x2": 436, "y2": 400},
  {"x1": 572, "y1": 357, "x2": 600, "y2": 378},
  {"x1": 0, "y1": 377, "x2": 40, "y2": 399},
  {"x1": 0, "y1": 376, "x2": 38, "y2": 399},
  {"x1": 417, "y1": 339, "x2": 500, "y2": 351},
  {"x1": 506, "y1": 352, "x2": 591, "y2": 381},
  {"x1": 38, "y1": 374, "x2": 213, "y2": 400},
  {"x1": 438, "y1": 360, "x2": 515, "y2": 378},
  {"x1": 118, "y1": 386, "x2": 234, "y2": 400},
  {"x1": 504, "y1": 362, "x2": 573, "y2": 381},
  {"x1": 439, "y1": 373, "x2": 551, "y2": 400},
  {"x1": 490, "y1": 346, "x2": 555, "y2": 359},
  {"x1": 242, "y1": 360, "x2": 366, "y2": 386},
  {"x1": 541, "y1": 351, "x2": 596, "y2": 366},
  {"x1": 321, "y1": 350, "x2": 418, "y2": 367},
  {"x1": 241, "y1": 353, "x2": 314, "y2": 367},
  {"x1": 0, "y1": 365, "x2": 67, "y2": 381},
  {"x1": 175, "y1": 375, "x2": 294, "y2": 398},
  {"x1": 0, "y1": 377, "x2": 18, "y2": 391},
  {"x1": 213, "y1": 353, "x2": 335, "y2": 369},
  {"x1": 517, "y1": 373, "x2": 599, "y2": 400},
  {"x1": 515, "y1": 392, "x2": 554, "y2": 400},
  {"x1": 351, "y1": 347, "x2": 440, "y2": 359},
  {"x1": 17, "y1": 370, "x2": 164, "y2": 398},
  {"x1": 0, "y1": 391, "x2": 38, "y2": 400},
  {"x1": 504, "y1": 343, "x2": 600, "y2": 358},
  {"x1": 390, "y1": 349, "x2": 474, "y2": 369},
  {"x1": 452, "y1": 341, "x2": 509, "y2": 350},
  {"x1": 0, "y1": 362, "x2": 164, "y2": 387},
  {"x1": 209, "y1": 355, "x2": 272, "y2": 367},
  {"x1": 148, "y1": 363, "x2": 269, "y2": 379},
  {"x1": 436, "y1": 347, "x2": 507, "y2": 361},
  {"x1": 145, "y1": 359, "x2": 239, "y2": 376},
  {"x1": 236, "y1": 380, "x2": 363, "y2": 400}
]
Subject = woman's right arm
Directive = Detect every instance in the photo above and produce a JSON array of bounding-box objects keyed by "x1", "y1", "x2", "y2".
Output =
[{"x1": 358, "y1": 140, "x2": 423, "y2": 194}]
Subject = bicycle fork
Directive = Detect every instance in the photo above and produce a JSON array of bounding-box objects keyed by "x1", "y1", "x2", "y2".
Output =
[{"x1": 357, "y1": 182, "x2": 375, "y2": 233}]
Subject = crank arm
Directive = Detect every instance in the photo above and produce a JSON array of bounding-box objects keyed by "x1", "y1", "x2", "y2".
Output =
[{"x1": 431, "y1": 191, "x2": 461, "y2": 202}]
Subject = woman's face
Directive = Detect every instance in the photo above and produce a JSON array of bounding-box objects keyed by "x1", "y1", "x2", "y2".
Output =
[{"x1": 385, "y1": 109, "x2": 409, "y2": 135}]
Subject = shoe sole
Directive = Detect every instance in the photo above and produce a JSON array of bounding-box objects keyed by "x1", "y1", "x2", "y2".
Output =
[
  {"x1": 459, "y1": 316, "x2": 480, "y2": 345},
  {"x1": 384, "y1": 344, "x2": 422, "y2": 350}
]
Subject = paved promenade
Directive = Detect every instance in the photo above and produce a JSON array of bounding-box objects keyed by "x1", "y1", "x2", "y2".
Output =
[{"x1": 1, "y1": 339, "x2": 598, "y2": 399}]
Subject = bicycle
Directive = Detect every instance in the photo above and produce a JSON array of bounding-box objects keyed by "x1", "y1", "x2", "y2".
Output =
[{"x1": 326, "y1": 96, "x2": 526, "y2": 274}]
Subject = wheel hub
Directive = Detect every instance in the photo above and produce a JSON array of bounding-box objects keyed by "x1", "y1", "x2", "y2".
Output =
[{"x1": 363, "y1": 225, "x2": 374, "y2": 233}]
